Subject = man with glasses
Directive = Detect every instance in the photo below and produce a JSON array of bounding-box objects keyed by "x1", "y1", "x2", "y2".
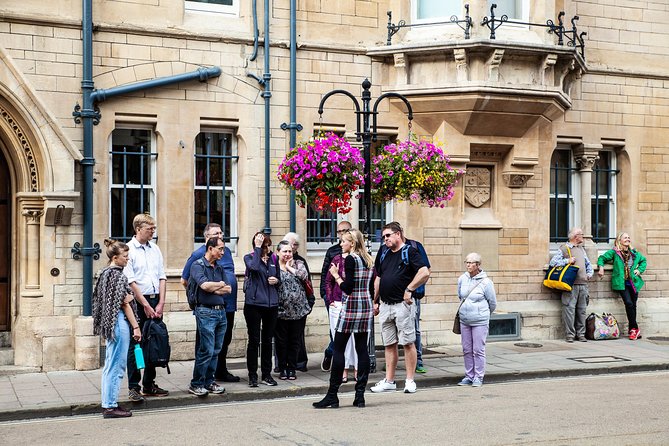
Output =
[
  {"x1": 318, "y1": 221, "x2": 353, "y2": 371},
  {"x1": 187, "y1": 237, "x2": 232, "y2": 396},
  {"x1": 182, "y1": 223, "x2": 239, "y2": 383},
  {"x1": 124, "y1": 213, "x2": 169, "y2": 401},
  {"x1": 371, "y1": 222, "x2": 430, "y2": 394},
  {"x1": 549, "y1": 227, "x2": 593, "y2": 342}
]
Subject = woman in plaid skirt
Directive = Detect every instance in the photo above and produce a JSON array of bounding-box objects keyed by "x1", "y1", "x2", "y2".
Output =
[{"x1": 313, "y1": 229, "x2": 374, "y2": 409}]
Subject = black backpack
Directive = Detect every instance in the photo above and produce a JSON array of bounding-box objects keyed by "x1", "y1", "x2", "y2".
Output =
[
  {"x1": 187, "y1": 259, "x2": 203, "y2": 310},
  {"x1": 141, "y1": 319, "x2": 171, "y2": 374}
]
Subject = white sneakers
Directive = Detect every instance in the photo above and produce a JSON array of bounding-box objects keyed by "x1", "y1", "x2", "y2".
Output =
[
  {"x1": 370, "y1": 378, "x2": 417, "y2": 393},
  {"x1": 370, "y1": 378, "x2": 396, "y2": 393}
]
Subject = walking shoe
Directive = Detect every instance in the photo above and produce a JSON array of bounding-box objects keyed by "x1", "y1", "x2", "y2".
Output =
[
  {"x1": 565, "y1": 336, "x2": 574, "y2": 343},
  {"x1": 472, "y1": 378, "x2": 483, "y2": 387},
  {"x1": 128, "y1": 389, "x2": 145, "y2": 402},
  {"x1": 629, "y1": 328, "x2": 641, "y2": 340},
  {"x1": 261, "y1": 375, "x2": 278, "y2": 386},
  {"x1": 577, "y1": 336, "x2": 587, "y2": 342},
  {"x1": 457, "y1": 377, "x2": 473, "y2": 386},
  {"x1": 370, "y1": 378, "x2": 396, "y2": 393},
  {"x1": 321, "y1": 353, "x2": 333, "y2": 372},
  {"x1": 279, "y1": 370, "x2": 288, "y2": 380},
  {"x1": 248, "y1": 375, "x2": 259, "y2": 387},
  {"x1": 287, "y1": 370, "x2": 297, "y2": 380},
  {"x1": 403, "y1": 379, "x2": 417, "y2": 394},
  {"x1": 206, "y1": 383, "x2": 226, "y2": 394},
  {"x1": 415, "y1": 365, "x2": 427, "y2": 374},
  {"x1": 142, "y1": 384, "x2": 169, "y2": 397},
  {"x1": 102, "y1": 406, "x2": 132, "y2": 418},
  {"x1": 188, "y1": 385, "x2": 209, "y2": 397},
  {"x1": 217, "y1": 372, "x2": 241, "y2": 383}
]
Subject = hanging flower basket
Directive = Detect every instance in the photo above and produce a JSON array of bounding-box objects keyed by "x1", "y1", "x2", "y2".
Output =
[
  {"x1": 371, "y1": 138, "x2": 463, "y2": 208},
  {"x1": 277, "y1": 133, "x2": 365, "y2": 214}
]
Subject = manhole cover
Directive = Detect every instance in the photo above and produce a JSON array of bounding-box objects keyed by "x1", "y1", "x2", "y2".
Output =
[
  {"x1": 569, "y1": 356, "x2": 631, "y2": 364},
  {"x1": 648, "y1": 336, "x2": 669, "y2": 342},
  {"x1": 514, "y1": 342, "x2": 543, "y2": 348}
]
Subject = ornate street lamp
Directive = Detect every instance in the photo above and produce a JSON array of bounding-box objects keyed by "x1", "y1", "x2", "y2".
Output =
[{"x1": 317, "y1": 78, "x2": 414, "y2": 372}]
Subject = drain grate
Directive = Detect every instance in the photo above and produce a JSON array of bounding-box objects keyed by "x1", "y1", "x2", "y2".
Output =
[
  {"x1": 569, "y1": 355, "x2": 631, "y2": 364},
  {"x1": 648, "y1": 336, "x2": 669, "y2": 342},
  {"x1": 514, "y1": 342, "x2": 543, "y2": 348}
]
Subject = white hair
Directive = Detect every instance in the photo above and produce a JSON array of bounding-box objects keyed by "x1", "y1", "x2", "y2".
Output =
[
  {"x1": 465, "y1": 252, "x2": 482, "y2": 264},
  {"x1": 283, "y1": 232, "x2": 300, "y2": 243}
]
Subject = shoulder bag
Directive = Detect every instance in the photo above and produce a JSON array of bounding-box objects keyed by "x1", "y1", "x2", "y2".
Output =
[
  {"x1": 543, "y1": 246, "x2": 579, "y2": 292},
  {"x1": 453, "y1": 281, "x2": 484, "y2": 335}
]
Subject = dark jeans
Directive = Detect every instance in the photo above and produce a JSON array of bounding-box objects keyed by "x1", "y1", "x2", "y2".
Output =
[
  {"x1": 244, "y1": 304, "x2": 278, "y2": 378},
  {"x1": 215, "y1": 311, "x2": 236, "y2": 378},
  {"x1": 275, "y1": 318, "x2": 302, "y2": 372},
  {"x1": 191, "y1": 306, "x2": 227, "y2": 388},
  {"x1": 127, "y1": 295, "x2": 159, "y2": 391},
  {"x1": 620, "y1": 281, "x2": 639, "y2": 330},
  {"x1": 330, "y1": 331, "x2": 370, "y2": 394}
]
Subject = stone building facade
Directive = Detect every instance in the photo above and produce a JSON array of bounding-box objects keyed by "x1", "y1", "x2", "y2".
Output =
[{"x1": 0, "y1": 0, "x2": 668, "y2": 370}]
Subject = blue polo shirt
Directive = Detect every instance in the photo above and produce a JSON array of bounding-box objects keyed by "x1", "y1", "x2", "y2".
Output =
[
  {"x1": 189, "y1": 258, "x2": 228, "y2": 307},
  {"x1": 182, "y1": 245, "x2": 237, "y2": 311}
]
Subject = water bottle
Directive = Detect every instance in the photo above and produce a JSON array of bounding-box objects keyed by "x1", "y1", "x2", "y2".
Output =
[{"x1": 134, "y1": 343, "x2": 145, "y2": 370}]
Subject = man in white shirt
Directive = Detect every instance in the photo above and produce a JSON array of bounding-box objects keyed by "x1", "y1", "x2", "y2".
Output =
[{"x1": 124, "y1": 213, "x2": 169, "y2": 401}]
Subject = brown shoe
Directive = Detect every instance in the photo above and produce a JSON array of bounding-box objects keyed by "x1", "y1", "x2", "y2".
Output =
[
  {"x1": 102, "y1": 406, "x2": 132, "y2": 418},
  {"x1": 142, "y1": 384, "x2": 169, "y2": 397}
]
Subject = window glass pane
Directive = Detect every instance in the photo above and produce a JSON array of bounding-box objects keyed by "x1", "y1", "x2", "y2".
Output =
[
  {"x1": 111, "y1": 129, "x2": 152, "y2": 185},
  {"x1": 307, "y1": 209, "x2": 337, "y2": 244},
  {"x1": 549, "y1": 150, "x2": 571, "y2": 195},
  {"x1": 358, "y1": 193, "x2": 386, "y2": 242},
  {"x1": 194, "y1": 189, "x2": 232, "y2": 242},
  {"x1": 417, "y1": 0, "x2": 460, "y2": 19},
  {"x1": 195, "y1": 132, "x2": 232, "y2": 188},
  {"x1": 592, "y1": 151, "x2": 611, "y2": 196},
  {"x1": 550, "y1": 197, "x2": 569, "y2": 242},
  {"x1": 591, "y1": 200, "x2": 610, "y2": 243},
  {"x1": 111, "y1": 188, "x2": 152, "y2": 241},
  {"x1": 488, "y1": 0, "x2": 520, "y2": 19}
]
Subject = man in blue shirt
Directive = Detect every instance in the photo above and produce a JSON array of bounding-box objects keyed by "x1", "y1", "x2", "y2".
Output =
[
  {"x1": 188, "y1": 236, "x2": 232, "y2": 396},
  {"x1": 182, "y1": 223, "x2": 239, "y2": 382}
]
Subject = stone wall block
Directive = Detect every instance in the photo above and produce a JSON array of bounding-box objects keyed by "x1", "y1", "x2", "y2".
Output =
[{"x1": 42, "y1": 336, "x2": 75, "y2": 371}]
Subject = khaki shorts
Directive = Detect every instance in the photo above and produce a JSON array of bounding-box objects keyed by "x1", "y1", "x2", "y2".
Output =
[{"x1": 379, "y1": 301, "x2": 416, "y2": 346}]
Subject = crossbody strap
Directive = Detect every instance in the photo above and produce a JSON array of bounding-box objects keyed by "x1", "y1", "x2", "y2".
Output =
[{"x1": 456, "y1": 280, "x2": 485, "y2": 312}]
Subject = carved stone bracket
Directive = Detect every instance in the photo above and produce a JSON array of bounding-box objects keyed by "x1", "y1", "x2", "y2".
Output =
[
  {"x1": 541, "y1": 54, "x2": 558, "y2": 86},
  {"x1": 573, "y1": 143, "x2": 601, "y2": 172},
  {"x1": 503, "y1": 172, "x2": 534, "y2": 188},
  {"x1": 393, "y1": 52, "x2": 408, "y2": 85},
  {"x1": 487, "y1": 49, "x2": 505, "y2": 82},
  {"x1": 454, "y1": 48, "x2": 469, "y2": 83},
  {"x1": 22, "y1": 209, "x2": 44, "y2": 223}
]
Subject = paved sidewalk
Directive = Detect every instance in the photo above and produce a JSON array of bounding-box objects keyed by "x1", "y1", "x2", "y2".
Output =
[{"x1": 1, "y1": 337, "x2": 668, "y2": 421}]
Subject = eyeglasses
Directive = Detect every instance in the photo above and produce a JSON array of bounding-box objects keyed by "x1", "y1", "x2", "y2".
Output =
[
  {"x1": 336, "y1": 228, "x2": 351, "y2": 234},
  {"x1": 381, "y1": 231, "x2": 398, "y2": 240},
  {"x1": 142, "y1": 226, "x2": 156, "y2": 232},
  {"x1": 465, "y1": 261, "x2": 479, "y2": 265}
]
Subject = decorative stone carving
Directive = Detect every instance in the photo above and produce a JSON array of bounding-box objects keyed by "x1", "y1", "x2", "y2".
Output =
[
  {"x1": 503, "y1": 172, "x2": 534, "y2": 188},
  {"x1": 394, "y1": 52, "x2": 408, "y2": 85},
  {"x1": 464, "y1": 167, "x2": 491, "y2": 208},
  {"x1": 454, "y1": 48, "x2": 468, "y2": 83},
  {"x1": 22, "y1": 207, "x2": 44, "y2": 289},
  {"x1": 0, "y1": 106, "x2": 39, "y2": 192},
  {"x1": 487, "y1": 49, "x2": 505, "y2": 82},
  {"x1": 541, "y1": 54, "x2": 558, "y2": 86}
]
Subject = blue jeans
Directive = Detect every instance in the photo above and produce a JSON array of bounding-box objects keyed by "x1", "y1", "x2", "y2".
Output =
[
  {"x1": 102, "y1": 312, "x2": 130, "y2": 408},
  {"x1": 191, "y1": 306, "x2": 227, "y2": 388},
  {"x1": 414, "y1": 298, "x2": 423, "y2": 367}
]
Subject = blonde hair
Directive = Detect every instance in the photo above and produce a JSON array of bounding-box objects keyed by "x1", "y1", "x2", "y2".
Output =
[
  {"x1": 133, "y1": 213, "x2": 155, "y2": 233},
  {"x1": 103, "y1": 238, "x2": 128, "y2": 264},
  {"x1": 342, "y1": 229, "x2": 373, "y2": 268},
  {"x1": 614, "y1": 232, "x2": 633, "y2": 251}
]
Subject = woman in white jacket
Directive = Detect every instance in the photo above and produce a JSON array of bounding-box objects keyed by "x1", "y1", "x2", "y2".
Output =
[{"x1": 456, "y1": 253, "x2": 497, "y2": 387}]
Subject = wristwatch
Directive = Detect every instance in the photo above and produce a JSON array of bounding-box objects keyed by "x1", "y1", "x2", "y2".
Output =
[{"x1": 405, "y1": 288, "x2": 414, "y2": 294}]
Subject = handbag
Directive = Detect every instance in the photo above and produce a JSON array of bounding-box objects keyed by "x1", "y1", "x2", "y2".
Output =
[
  {"x1": 585, "y1": 313, "x2": 620, "y2": 340},
  {"x1": 453, "y1": 281, "x2": 484, "y2": 335},
  {"x1": 543, "y1": 246, "x2": 579, "y2": 291}
]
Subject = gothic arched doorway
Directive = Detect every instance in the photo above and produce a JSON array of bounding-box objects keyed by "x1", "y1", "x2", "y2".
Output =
[{"x1": 0, "y1": 150, "x2": 9, "y2": 331}]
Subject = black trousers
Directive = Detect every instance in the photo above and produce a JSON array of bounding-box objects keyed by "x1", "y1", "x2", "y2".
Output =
[
  {"x1": 329, "y1": 331, "x2": 370, "y2": 394},
  {"x1": 620, "y1": 282, "x2": 639, "y2": 330},
  {"x1": 296, "y1": 315, "x2": 308, "y2": 368},
  {"x1": 244, "y1": 304, "x2": 278, "y2": 378},
  {"x1": 275, "y1": 318, "x2": 303, "y2": 372},
  {"x1": 214, "y1": 311, "x2": 236, "y2": 378},
  {"x1": 127, "y1": 295, "x2": 159, "y2": 391}
]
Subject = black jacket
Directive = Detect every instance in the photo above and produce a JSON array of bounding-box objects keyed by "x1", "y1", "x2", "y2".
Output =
[{"x1": 319, "y1": 243, "x2": 342, "y2": 300}]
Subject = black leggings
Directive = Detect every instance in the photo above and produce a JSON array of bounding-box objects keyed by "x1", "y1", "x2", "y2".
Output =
[
  {"x1": 619, "y1": 282, "x2": 639, "y2": 330},
  {"x1": 329, "y1": 331, "x2": 370, "y2": 393}
]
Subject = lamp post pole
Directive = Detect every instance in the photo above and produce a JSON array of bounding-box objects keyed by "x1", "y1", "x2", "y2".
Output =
[{"x1": 317, "y1": 78, "x2": 413, "y2": 372}]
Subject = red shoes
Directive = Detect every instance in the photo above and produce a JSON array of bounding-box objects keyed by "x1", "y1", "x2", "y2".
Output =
[{"x1": 629, "y1": 328, "x2": 641, "y2": 340}]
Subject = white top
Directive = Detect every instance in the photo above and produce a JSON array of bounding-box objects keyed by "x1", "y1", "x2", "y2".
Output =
[{"x1": 123, "y1": 236, "x2": 166, "y2": 295}]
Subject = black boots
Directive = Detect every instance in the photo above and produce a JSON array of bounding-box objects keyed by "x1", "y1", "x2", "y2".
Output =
[
  {"x1": 312, "y1": 392, "x2": 339, "y2": 409},
  {"x1": 352, "y1": 391, "x2": 365, "y2": 408}
]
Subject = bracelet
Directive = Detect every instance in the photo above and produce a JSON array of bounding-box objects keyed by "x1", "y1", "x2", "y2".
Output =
[{"x1": 132, "y1": 326, "x2": 139, "y2": 330}]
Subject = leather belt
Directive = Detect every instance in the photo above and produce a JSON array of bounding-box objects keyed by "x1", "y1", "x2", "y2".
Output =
[
  {"x1": 143, "y1": 294, "x2": 157, "y2": 299},
  {"x1": 197, "y1": 304, "x2": 226, "y2": 310}
]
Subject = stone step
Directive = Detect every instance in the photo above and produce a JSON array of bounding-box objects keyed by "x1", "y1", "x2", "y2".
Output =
[
  {"x1": 0, "y1": 347, "x2": 14, "y2": 366},
  {"x1": 0, "y1": 365, "x2": 41, "y2": 377}
]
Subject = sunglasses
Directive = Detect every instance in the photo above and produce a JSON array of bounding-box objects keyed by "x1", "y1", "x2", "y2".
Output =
[{"x1": 381, "y1": 231, "x2": 398, "y2": 240}]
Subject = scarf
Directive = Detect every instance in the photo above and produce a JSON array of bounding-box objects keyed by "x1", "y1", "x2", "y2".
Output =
[{"x1": 92, "y1": 266, "x2": 135, "y2": 341}]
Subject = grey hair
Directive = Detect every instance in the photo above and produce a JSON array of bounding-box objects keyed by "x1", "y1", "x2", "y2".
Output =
[
  {"x1": 283, "y1": 232, "x2": 300, "y2": 243},
  {"x1": 465, "y1": 252, "x2": 482, "y2": 264},
  {"x1": 567, "y1": 227, "x2": 583, "y2": 241}
]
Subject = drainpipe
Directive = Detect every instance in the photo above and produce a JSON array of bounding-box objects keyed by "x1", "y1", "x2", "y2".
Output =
[
  {"x1": 247, "y1": 0, "x2": 272, "y2": 235},
  {"x1": 73, "y1": 1, "x2": 222, "y2": 315},
  {"x1": 280, "y1": 0, "x2": 302, "y2": 232}
]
